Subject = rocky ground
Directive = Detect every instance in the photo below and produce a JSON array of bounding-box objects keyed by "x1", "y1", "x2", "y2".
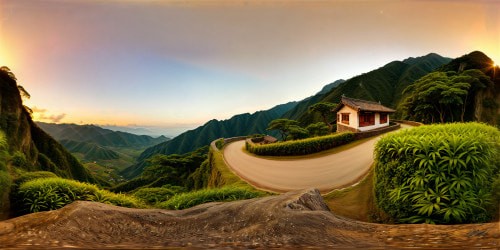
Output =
[{"x1": 0, "y1": 189, "x2": 498, "y2": 249}]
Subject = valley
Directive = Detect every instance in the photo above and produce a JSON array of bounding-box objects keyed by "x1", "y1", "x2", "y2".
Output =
[{"x1": 0, "y1": 50, "x2": 498, "y2": 248}]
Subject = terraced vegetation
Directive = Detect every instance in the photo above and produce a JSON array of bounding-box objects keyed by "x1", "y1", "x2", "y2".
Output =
[{"x1": 374, "y1": 123, "x2": 500, "y2": 224}]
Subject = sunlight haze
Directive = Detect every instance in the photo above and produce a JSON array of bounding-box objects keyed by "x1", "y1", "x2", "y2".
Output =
[{"x1": 0, "y1": 0, "x2": 498, "y2": 134}]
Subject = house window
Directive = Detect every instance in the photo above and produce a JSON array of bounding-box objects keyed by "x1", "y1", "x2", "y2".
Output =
[
  {"x1": 341, "y1": 113, "x2": 349, "y2": 125},
  {"x1": 380, "y1": 113, "x2": 388, "y2": 124},
  {"x1": 359, "y1": 112, "x2": 375, "y2": 127}
]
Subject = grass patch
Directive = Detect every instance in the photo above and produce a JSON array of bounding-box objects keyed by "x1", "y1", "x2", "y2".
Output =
[
  {"x1": 133, "y1": 186, "x2": 186, "y2": 205},
  {"x1": 210, "y1": 148, "x2": 258, "y2": 190},
  {"x1": 323, "y1": 168, "x2": 380, "y2": 222},
  {"x1": 15, "y1": 177, "x2": 144, "y2": 214},
  {"x1": 158, "y1": 186, "x2": 264, "y2": 210}
]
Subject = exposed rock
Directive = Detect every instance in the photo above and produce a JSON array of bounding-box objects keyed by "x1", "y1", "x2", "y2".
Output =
[{"x1": 0, "y1": 188, "x2": 498, "y2": 249}]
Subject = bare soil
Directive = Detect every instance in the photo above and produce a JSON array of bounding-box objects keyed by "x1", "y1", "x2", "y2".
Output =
[{"x1": 0, "y1": 189, "x2": 497, "y2": 249}]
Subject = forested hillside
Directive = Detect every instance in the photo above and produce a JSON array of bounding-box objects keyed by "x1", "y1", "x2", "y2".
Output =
[
  {"x1": 400, "y1": 51, "x2": 499, "y2": 124},
  {"x1": 37, "y1": 122, "x2": 168, "y2": 148},
  {"x1": 122, "y1": 102, "x2": 297, "y2": 178},
  {"x1": 0, "y1": 67, "x2": 95, "y2": 182},
  {"x1": 283, "y1": 53, "x2": 452, "y2": 124}
]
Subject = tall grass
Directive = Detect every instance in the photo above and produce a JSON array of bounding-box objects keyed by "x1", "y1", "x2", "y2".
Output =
[
  {"x1": 15, "y1": 177, "x2": 144, "y2": 214},
  {"x1": 246, "y1": 132, "x2": 354, "y2": 156},
  {"x1": 157, "y1": 186, "x2": 263, "y2": 210},
  {"x1": 374, "y1": 122, "x2": 499, "y2": 224}
]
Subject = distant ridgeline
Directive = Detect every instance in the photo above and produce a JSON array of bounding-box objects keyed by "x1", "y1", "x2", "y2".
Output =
[
  {"x1": 0, "y1": 67, "x2": 95, "y2": 182},
  {"x1": 282, "y1": 53, "x2": 453, "y2": 124},
  {"x1": 37, "y1": 122, "x2": 169, "y2": 162},
  {"x1": 121, "y1": 101, "x2": 297, "y2": 178}
]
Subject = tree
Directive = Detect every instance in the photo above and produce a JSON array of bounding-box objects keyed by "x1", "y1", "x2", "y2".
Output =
[
  {"x1": 401, "y1": 70, "x2": 491, "y2": 123},
  {"x1": 306, "y1": 122, "x2": 330, "y2": 137},
  {"x1": 308, "y1": 102, "x2": 336, "y2": 132},
  {"x1": 287, "y1": 125, "x2": 309, "y2": 140},
  {"x1": 266, "y1": 119, "x2": 299, "y2": 141}
]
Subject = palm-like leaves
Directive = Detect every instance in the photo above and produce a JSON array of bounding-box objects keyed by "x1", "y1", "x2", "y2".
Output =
[{"x1": 375, "y1": 123, "x2": 499, "y2": 224}]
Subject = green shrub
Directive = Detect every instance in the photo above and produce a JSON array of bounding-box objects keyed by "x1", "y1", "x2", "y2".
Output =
[
  {"x1": 133, "y1": 187, "x2": 182, "y2": 204},
  {"x1": 158, "y1": 186, "x2": 263, "y2": 210},
  {"x1": 215, "y1": 138, "x2": 224, "y2": 150},
  {"x1": 14, "y1": 171, "x2": 58, "y2": 187},
  {"x1": 246, "y1": 132, "x2": 354, "y2": 156},
  {"x1": 374, "y1": 122, "x2": 500, "y2": 224},
  {"x1": 11, "y1": 151, "x2": 29, "y2": 169},
  {"x1": 16, "y1": 177, "x2": 143, "y2": 214}
]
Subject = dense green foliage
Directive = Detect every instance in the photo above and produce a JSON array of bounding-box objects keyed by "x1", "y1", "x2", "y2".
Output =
[
  {"x1": 247, "y1": 132, "x2": 354, "y2": 156},
  {"x1": 133, "y1": 185, "x2": 186, "y2": 205},
  {"x1": 157, "y1": 186, "x2": 263, "y2": 210},
  {"x1": 0, "y1": 131, "x2": 10, "y2": 211},
  {"x1": 401, "y1": 70, "x2": 493, "y2": 123},
  {"x1": 126, "y1": 102, "x2": 297, "y2": 178},
  {"x1": 308, "y1": 102, "x2": 336, "y2": 131},
  {"x1": 15, "y1": 177, "x2": 143, "y2": 214},
  {"x1": 306, "y1": 122, "x2": 330, "y2": 137},
  {"x1": 0, "y1": 68, "x2": 95, "y2": 183},
  {"x1": 112, "y1": 147, "x2": 208, "y2": 192},
  {"x1": 374, "y1": 123, "x2": 500, "y2": 224}
]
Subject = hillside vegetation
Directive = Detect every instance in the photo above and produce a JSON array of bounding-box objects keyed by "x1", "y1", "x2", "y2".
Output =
[
  {"x1": 0, "y1": 67, "x2": 95, "y2": 183},
  {"x1": 123, "y1": 102, "x2": 297, "y2": 178},
  {"x1": 374, "y1": 123, "x2": 500, "y2": 224},
  {"x1": 283, "y1": 53, "x2": 452, "y2": 124}
]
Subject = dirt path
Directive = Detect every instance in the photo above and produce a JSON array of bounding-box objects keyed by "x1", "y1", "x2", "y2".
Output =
[{"x1": 224, "y1": 126, "x2": 410, "y2": 193}]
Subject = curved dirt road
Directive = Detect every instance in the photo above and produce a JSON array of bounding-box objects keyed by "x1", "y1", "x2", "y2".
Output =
[{"x1": 224, "y1": 126, "x2": 409, "y2": 193}]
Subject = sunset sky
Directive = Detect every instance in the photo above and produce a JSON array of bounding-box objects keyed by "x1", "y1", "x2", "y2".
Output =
[{"x1": 0, "y1": 0, "x2": 498, "y2": 136}]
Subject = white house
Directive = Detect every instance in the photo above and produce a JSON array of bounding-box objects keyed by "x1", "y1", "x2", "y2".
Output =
[{"x1": 334, "y1": 96, "x2": 396, "y2": 132}]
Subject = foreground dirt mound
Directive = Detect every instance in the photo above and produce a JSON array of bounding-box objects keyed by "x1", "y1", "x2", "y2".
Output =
[{"x1": 0, "y1": 189, "x2": 498, "y2": 249}]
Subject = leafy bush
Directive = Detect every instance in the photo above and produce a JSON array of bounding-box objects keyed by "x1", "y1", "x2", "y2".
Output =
[
  {"x1": 11, "y1": 151, "x2": 29, "y2": 169},
  {"x1": 13, "y1": 171, "x2": 58, "y2": 187},
  {"x1": 133, "y1": 186, "x2": 185, "y2": 204},
  {"x1": 158, "y1": 186, "x2": 263, "y2": 210},
  {"x1": 16, "y1": 177, "x2": 144, "y2": 214},
  {"x1": 246, "y1": 132, "x2": 354, "y2": 156},
  {"x1": 374, "y1": 122, "x2": 500, "y2": 224}
]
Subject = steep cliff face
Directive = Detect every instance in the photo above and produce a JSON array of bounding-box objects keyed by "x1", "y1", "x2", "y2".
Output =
[{"x1": 0, "y1": 68, "x2": 94, "y2": 182}]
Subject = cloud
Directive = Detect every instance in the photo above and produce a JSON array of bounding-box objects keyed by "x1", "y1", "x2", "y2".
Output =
[
  {"x1": 31, "y1": 106, "x2": 66, "y2": 123},
  {"x1": 31, "y1": 106, "x2": 47, "y2": 113}
]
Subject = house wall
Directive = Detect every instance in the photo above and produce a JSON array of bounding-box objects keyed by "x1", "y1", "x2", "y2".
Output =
[
  {"x1": 357, "y1": 112, "x2": 390, "y2": 131},
  {"x1": 336, "y1": 105, "x2": 392, "y2": 132},
  {"x1": 336, "y1": 106, "x2": 359, "y2": 131}
]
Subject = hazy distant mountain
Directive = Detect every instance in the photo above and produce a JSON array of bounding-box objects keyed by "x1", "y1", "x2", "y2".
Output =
[
  {"x1": 315, "y1": 79, "x2": 346, "y2": 95},
  {"x1": 37, "y1": 122, "x2": 169, "y2": 148},
  {"x1": 283, "y1": 53, "x2": 452, "y2": 124},
  {"x1": 122, "y1": 101, "x2": 297, "y2": 178},
  {"x1": 37, "y1": 122, "x2": 170, "y2": 164}
]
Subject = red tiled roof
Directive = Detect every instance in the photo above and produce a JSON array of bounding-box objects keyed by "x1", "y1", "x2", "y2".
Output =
[{"x1": 333, "y1": 96, "x2": 396, "y2": 113}]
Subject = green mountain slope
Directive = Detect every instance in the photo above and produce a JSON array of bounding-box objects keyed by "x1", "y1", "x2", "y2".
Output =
[
  {"x1": 400, "y1": 51, "x2": 499, "y2": 124},
  {"x1": 0, "y1": 67, "x2": 95, "y2": 182},
  {"x1": 122, "y1": 101, "x2": 297, "y2": 178},
  {"x1": 37, "y1": 122, "x2": 169, "y2": 148},
  {"x1": 284, "y1": 53, "x2": 452, "y2": 124},
  {"x1": 59, "y1": 140, "x2": 119, "y2": 161}
]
